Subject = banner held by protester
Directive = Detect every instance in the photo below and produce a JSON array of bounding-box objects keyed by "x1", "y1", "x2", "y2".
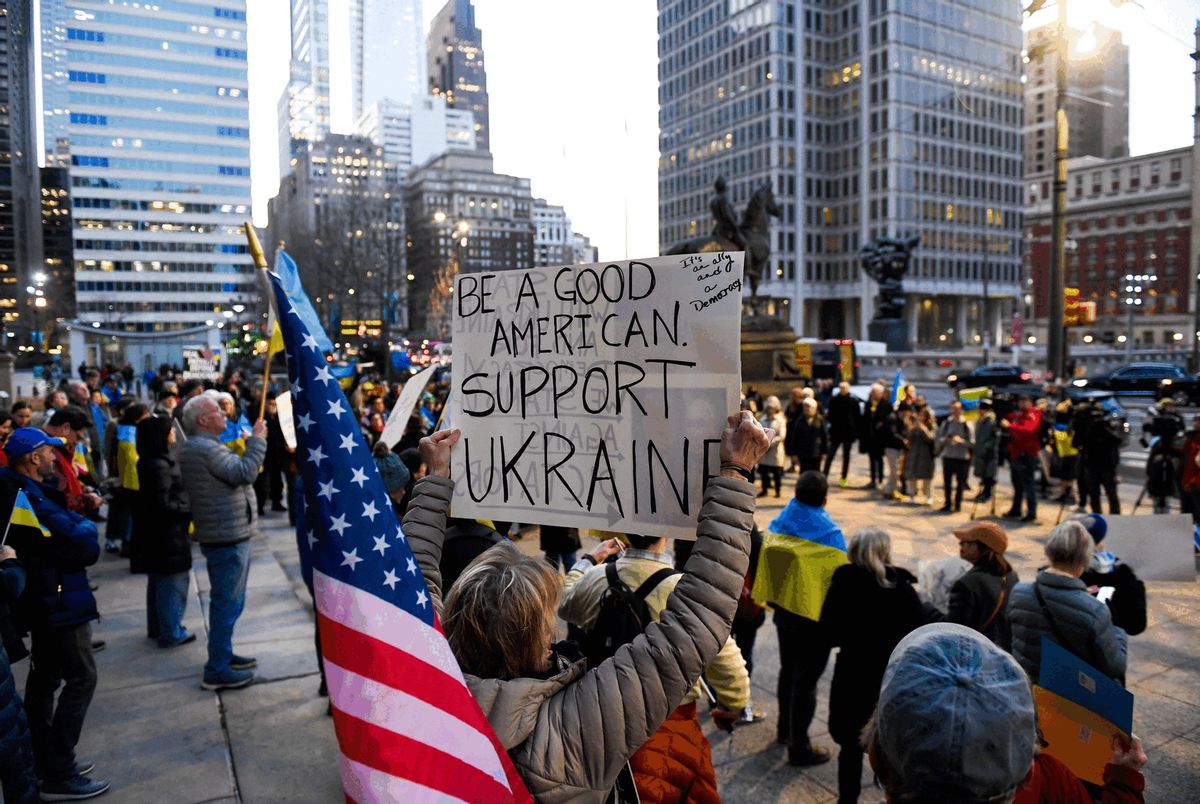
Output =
[
  {"x1": 450, "y1": 252, "x2": 744, "y2": 539},
  {"x1": 379, "y1": 364, "x2": 438, "y2": 449}
]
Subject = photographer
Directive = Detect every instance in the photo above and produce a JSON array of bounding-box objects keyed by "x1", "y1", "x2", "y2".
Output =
[{"x1": 1074, "y1": 401, "x2": 1121, "y2": 515}]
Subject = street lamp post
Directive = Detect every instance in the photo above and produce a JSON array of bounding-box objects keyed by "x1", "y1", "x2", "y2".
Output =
[
  {"x1": 1123, "y1": 272, "x2": 1156, "y2": 360},
  {"x1": 1045, "y1": 0, "x2": 1070, "y2": 382}
]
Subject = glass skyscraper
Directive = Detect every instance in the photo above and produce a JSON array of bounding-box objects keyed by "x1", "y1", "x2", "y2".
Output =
[
  {"x1": 658, "y1": 0, "x2": 1023, "y2": 347},
  {"x1": 427, "y1": 0, "x2": 489, "y2": 152},
  {"x1": 352, "y1": 0, "x2": 425, "y2": 125},
  {"x1": 42, "y1": 0, "x2": 254, "y2": 356},
  {"x1": 279, "y1": 0, "x2": 333, "y2": 177}
]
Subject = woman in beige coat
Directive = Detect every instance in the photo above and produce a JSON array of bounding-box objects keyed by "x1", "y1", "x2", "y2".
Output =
[{"x1": 405, "y1": 412, "x2": 769, "y2": 803}]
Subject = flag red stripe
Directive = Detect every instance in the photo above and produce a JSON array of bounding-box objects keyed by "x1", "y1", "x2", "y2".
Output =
[{"x1": 331, "y1": 707, "x2": 515, "y2": 803}]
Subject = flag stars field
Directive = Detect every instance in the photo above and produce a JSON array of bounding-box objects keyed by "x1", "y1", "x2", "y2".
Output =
[
  {"x1": 362, "y1": 501, "x2": 380, "y2": 522},
  {"x1": 328, "y1": 514, "x2": 350, "y2": 537},
  {"x1": 372, "y1": 535, "x2": 390, "y2": 556},
  {"x1": 317, "y1": 479, "x2": 338, "y2": 500},
  {"x1": 338, "y1": 433, "x2": 357, "y2": 453},
  {"x1": 349, "y1": 467, "x2": 369, "y2": 487},
  {"x1": 383, "y1": 569, "x2": 401, "y2": 590},
  {"x1": 307, "y1": 445, "x2": 326, "y2": 466},
  {"x1": 340, "y1": 549, "x2": 363, "y2": 571}
]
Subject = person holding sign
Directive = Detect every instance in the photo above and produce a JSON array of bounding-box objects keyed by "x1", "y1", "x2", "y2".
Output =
[{"x1": 404, "y1": 412, "x2": 769, "y2": 803}]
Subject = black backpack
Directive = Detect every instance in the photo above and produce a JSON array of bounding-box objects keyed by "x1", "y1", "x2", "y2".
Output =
[{"x1": 581, "y1": 563, "x2": 678, "y2": 668}]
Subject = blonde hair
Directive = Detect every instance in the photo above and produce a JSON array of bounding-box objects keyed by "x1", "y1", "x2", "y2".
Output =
[
  {"x1": 764, "y1": 395, "x2": 782, "y2": 413},
  {"x1": 443, "y1": 541, "x2": 562, "y2": 680},
  {"x1": 848, "y1": 528, "x2": 894, "y2": 588}
]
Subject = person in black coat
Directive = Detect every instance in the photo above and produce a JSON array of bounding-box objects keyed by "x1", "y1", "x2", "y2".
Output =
[
  {"x1": 819, "y1": 528, "x2": 924, "y2": 804},
  {"x1": 789, "y1": 399, "x2": 829, "y2": 473},
  {"x1": 0, "y1": 548, "x2": 37, "y2": 803},
  {"x1": 539, "y1": 525, "x2": 581, "y2": 570},
  {"x1": 926, "y1": 521, "x2": 1020, "y2": 650},
  {"x1": 822, "y1": 382, "x2": 860, "y2": 486},
  {"x1": 1071, "y1": 513, "x2": 1147, "y2": 636},
  {"x1": 132, "y1": 415, "x2": 194, "y2": 648},
  {"x1": 858, "y1": 384, "x2": 892, "y2": 489}
]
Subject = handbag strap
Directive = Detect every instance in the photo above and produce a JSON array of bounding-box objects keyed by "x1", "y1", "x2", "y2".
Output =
[
  {"x1": 979, "y1": 573, "x2": 1008, "y2": 633},
  {"x1": 1033, "y1": 579, "x2": 1081, "y2": 657}
]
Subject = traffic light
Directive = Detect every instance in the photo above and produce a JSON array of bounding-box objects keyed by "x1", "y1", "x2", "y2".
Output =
[{"x1": 1063, "y1": 287, "x2": 1096, "y2": 327}]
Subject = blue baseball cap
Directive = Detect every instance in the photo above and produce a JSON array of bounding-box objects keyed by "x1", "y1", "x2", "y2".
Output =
[
  {"x1": 4, "y1": 427, "x2": 66, "y2": 459},
  {"x1": 875, "y1": 623, "x2": 1035, "y2": 801}
]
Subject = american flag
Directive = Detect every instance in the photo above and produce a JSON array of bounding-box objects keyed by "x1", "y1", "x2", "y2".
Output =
[{"x1": 266, "y1": 257, "x2": 530, "y2": 803}]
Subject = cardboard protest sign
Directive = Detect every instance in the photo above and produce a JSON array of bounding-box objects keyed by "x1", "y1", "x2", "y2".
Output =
[
  {"x1": 1100, "y1": 514, "x2": 1195, "y2": 582},
  {"x1": 450, "y1": 253, "x2": 744, "y2": 539},
  {"x1": 380, "y1": 365, "x2": 438, "y2": 449},
  {"x1": 1033, "y1": 637, "x2": 1134, "y2": 785},
  {"x1": 274, "y1": 391, "x2": 296, "y2": 450}
]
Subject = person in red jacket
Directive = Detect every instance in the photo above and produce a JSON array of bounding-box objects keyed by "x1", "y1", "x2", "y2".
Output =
[
  {"x1": 864, "y1": 623, "x2": 1146, "y2": 804},
  {"x1": 1003, "y1": 395, "x2": 1043, "y2": 522},
  {"x1": 1179, "y1": 415, "x2": 1200, "y2": 523}
]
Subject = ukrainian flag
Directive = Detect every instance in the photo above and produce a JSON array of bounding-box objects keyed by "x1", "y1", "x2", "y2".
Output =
[
  {"x1": 751, "y1": 501, "x2": 847, "y2": 621},
  {"x1": 960, "y1": 386, "x2": 991, "y2": 422},
  {"x1": 116, "y1": 424, "x2": 140, "y2": 491},
  {"x1": 890, "y1": 369, "x2": 907, "y2": 405},
  {"x1": 73, "y1": 442, "x2": 92, "y2": 477},
  {"x1": 10, "y1": 490, "x2": 50, "y2": 538}
]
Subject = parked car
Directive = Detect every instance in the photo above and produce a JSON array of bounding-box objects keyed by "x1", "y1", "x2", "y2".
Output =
[
  {"x1": 1073, "y1": 362, "x2": 1200, "y2": 404},
  {"x1": 946, "y1": 363, "x2": 1034, "y2": 389}
]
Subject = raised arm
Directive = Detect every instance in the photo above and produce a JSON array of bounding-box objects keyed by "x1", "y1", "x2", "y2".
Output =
[{"x1": 402, "y1": 428, "x2": 461, "y2": 619}]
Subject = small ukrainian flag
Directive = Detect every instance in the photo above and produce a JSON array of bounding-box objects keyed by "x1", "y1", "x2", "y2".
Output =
[{"x1": 10, "y1": 489, "x2": 50, "y2": 538}]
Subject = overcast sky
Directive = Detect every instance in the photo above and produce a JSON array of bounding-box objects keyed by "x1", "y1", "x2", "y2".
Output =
[{"x1": 247, "y1": 0, "x2": 1198, "y2": 262}]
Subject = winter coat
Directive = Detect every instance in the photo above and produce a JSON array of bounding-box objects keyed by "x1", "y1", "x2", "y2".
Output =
[
  {"x1": 1180, "y1": 431, "x2": 1200, "y2": 493},
  {"x1": 859, "y1": 397, "x2": 891, "y2": 450},
  {"x1": 1074, "y1": 407, "x2": 1121, "y2": 474},
  {"x1": 819, "y1": 563, "x2": 924, "y2": 745},
  {"x1": 929, "y1": 564, "x2": 1019, "y2": 651},
  {"x1": 405, "y1": 473, "x2": 756, "y2": 804},
  {"x1": 903, "y1": 424, "x2": 936, "y2": 481},
  {"x1": 130, "y1": 456, "x2": 192, "y2": 575},
  {"x1": 973, "y1": 414, "x2": 1001, "y2": 479},
  {"x1": 787, "y1": 414, "x2": 828, "y2": 461},
  {"x1": 936, "y1": 418, "x2": 973, "y2": 462},
  {"x1": 1013, "y1": 752, "x2": 1144, "y2": 804},
  {"x1": 538, "y1": 525, "x2": 580, "y2": 556},
  {"x1": 1080, "y1": 561, "x2": 1146, "y2": 636},
  {"x1": 826, "y1": 393, "x2": 860, "y2": 441},
  {"x1": 0, "y1": 468, "x2": 100, "y2": 630},
  {"x1": 0, "y1": 558, "x2": 34, "y2": 788},
  {"x1": 1006, "y1": 408, "x2": 1043, "y2": 459},
  {"x1": 1008, "y1": 570, "x2": 1128, "y2": 685},
  {"x1": 178, "y1": 431, "x2": 266, "y2": 546},
  {"x1": 758, "y1": 412, "x2": 787, "y2": 467}
]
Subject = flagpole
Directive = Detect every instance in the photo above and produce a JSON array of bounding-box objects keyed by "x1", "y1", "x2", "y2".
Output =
[
  {"x1": 244, "y1": 222, "x2": 274, "y2": 422},
  {"x1": 0, "y1": 514, "x2": 13, "y2": 548}
]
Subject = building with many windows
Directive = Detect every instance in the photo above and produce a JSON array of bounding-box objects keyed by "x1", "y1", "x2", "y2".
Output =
[
  {"x1": 1024, "y1": 147, "x2": 1192, "y2": 349},
  {"x1": 267, "y1": 134, "x2": 405, "y2": 337},
  {"x1": 403, "y1": 149, "x2": 533, "y2": 334},
  {"x1": 532, "y1": 198, "x2": 573, "y2": 267},
  {"x1": 657, "y1": 0, "x2": 1023, "y2": 348},
  {"x1": 1023, "y1": 23, "x2": 1128, "y2": 177},
  {"x1": 279, "y1": 0, "x2": 334, "y2": 178},
  {"x1": 572, "y1": 231, "x2": 599, "y2": 265},
  {"x1": 351, "y1": 0, "x2": 425, "y2": 124},
  {"x1": 356, "y1": 94, "x2": 475, "y2": 173},
  {"x1": 42, "y1": 0, "x2": 254, "y2": 365},
  {"x1": 427, "y1": 0, "x2": 489, "y2": 152}
]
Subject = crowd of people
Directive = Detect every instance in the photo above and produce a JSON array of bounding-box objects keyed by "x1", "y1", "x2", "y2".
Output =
[{"x1": 0, "y1": 358, "x2": 1161, "y2": 802}]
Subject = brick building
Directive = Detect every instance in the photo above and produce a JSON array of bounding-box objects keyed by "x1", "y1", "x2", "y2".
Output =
[{"x1": 1023, "y1": 146, "x2": 1193, "y2": 349}]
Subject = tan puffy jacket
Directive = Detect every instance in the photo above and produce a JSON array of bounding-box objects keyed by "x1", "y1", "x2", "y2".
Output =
[{"x1": 405, "y1": 474, "x2": 756, "y2": 804}]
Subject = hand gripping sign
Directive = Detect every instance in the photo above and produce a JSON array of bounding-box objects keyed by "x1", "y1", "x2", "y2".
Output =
[{"x1": 450, "y1": 253, "x2": 744, "y2": 539}]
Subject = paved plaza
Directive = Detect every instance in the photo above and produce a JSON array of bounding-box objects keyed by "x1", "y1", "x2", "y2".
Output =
[{"x1": 16, "y1": 462, "x2": 1198, "y2": 802}]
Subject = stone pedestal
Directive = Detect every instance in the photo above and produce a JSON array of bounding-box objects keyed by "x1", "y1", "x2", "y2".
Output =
[{"x1": 869, "y1": 318, "x2": 909, "y2": 353}]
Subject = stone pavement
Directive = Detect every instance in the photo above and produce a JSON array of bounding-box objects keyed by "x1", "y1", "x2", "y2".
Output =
[{"x1": 15, "y1": 462, "x2": 1197, "y2": 802}]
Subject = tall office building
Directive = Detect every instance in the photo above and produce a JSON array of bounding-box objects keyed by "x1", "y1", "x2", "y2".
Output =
[
  {"x1": 404, "y1": 150, "x2": 533, "y2": 333},
  {"x1": 427, "y1": 0, "x2": 489, "y2": 152},
  {"x1": 352, "y1": 0, "x2": 425, "y2": 124},
  {"x1": 356, "y1": 95, "x2": 475, "y2": 173},
  {"x1": 1023, "y1": 23, "x2": 1128, "y2": 176},
  {"x1": 658, "y1": 1, "x2": 1023, "y2": 348},
  {"x1": 0, "y1": 0, "x2": 35, "y2": 335},
  {"x1": 532, "y1": 198, "x2": 574, "y2": 267},
  {"x1": 279, "y1": 0, "x2": 334, "y2": 177},
  {"x1": 43, "y1": 0, "x2": 255, "y2": 364}
]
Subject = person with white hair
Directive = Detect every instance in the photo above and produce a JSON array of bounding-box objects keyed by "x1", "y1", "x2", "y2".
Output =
[
  {"x1": 757, "y1": 396, "x2": 787, "y2": 497},
  {"x1": 1007, "y1": 521, "x2": 1128, "y2": 685}
]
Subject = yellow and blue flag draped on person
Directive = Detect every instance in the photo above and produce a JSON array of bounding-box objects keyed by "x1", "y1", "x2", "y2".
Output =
[
  {"x1": 960, "y1": 386, "x2": 990, "y2": 422},
  {"x1": 890, "y1": 369, "x2": 907, "y2": 406},
  {"x1": 116, "y1": 424, "x2": 140, "y2": 491},
  {"x1": 10, "y1": 489, "x2": 50, "y2": 538},
  {"x1": 752, "y1": 499, "x2": 847, "y2": 621},
  {"x1": 73, "y1": 442, "x2": 92, "y2": 477}
]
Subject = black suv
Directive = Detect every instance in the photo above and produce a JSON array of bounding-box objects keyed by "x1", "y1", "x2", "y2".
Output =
[
  {"x1": 1074, "y1": 362, "x2": 1200, "y2": 404},
  {"x1": 946, "y1": 364, "x2": 1034, "y2": 389}
]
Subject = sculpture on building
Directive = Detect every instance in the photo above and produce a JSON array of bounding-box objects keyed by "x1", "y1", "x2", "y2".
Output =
[{"x1": 667, "y1": 177, "x2": 781, "y2": 298}]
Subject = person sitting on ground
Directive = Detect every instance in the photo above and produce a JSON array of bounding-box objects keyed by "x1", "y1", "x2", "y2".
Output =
[
  {"x1": 1008, "y1": 521, "x2": 1128, "y2": 686},
  {"x1": 1071, "y1": 513, "x2": 1147, "y2": 637},
  {"x1": 926, "y1": 521, "x2": 1019, "y2": 650},
  {"x1": 819, "y1": 528, "x2": 924, "y2": 804},
  {"x1": 560, "y1": 530, "x2": 750, "y2": 804},
  {"x1": 131, "y1": 415, "x2": 194, "y2": 649},
  {"x1": 863, "y1": 622, "x2": 1146, "y2": 803},
  {"x1": 404, "y1": 412, "x2": 769, "y2": 802},
  {"x1": 751, "y1": 470, "x2": 847, "y2": 767}
]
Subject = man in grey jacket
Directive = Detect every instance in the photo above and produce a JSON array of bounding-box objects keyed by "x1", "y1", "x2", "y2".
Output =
[{"x1": 178, "y1": 395, "x2": 267, "y2": 690}]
